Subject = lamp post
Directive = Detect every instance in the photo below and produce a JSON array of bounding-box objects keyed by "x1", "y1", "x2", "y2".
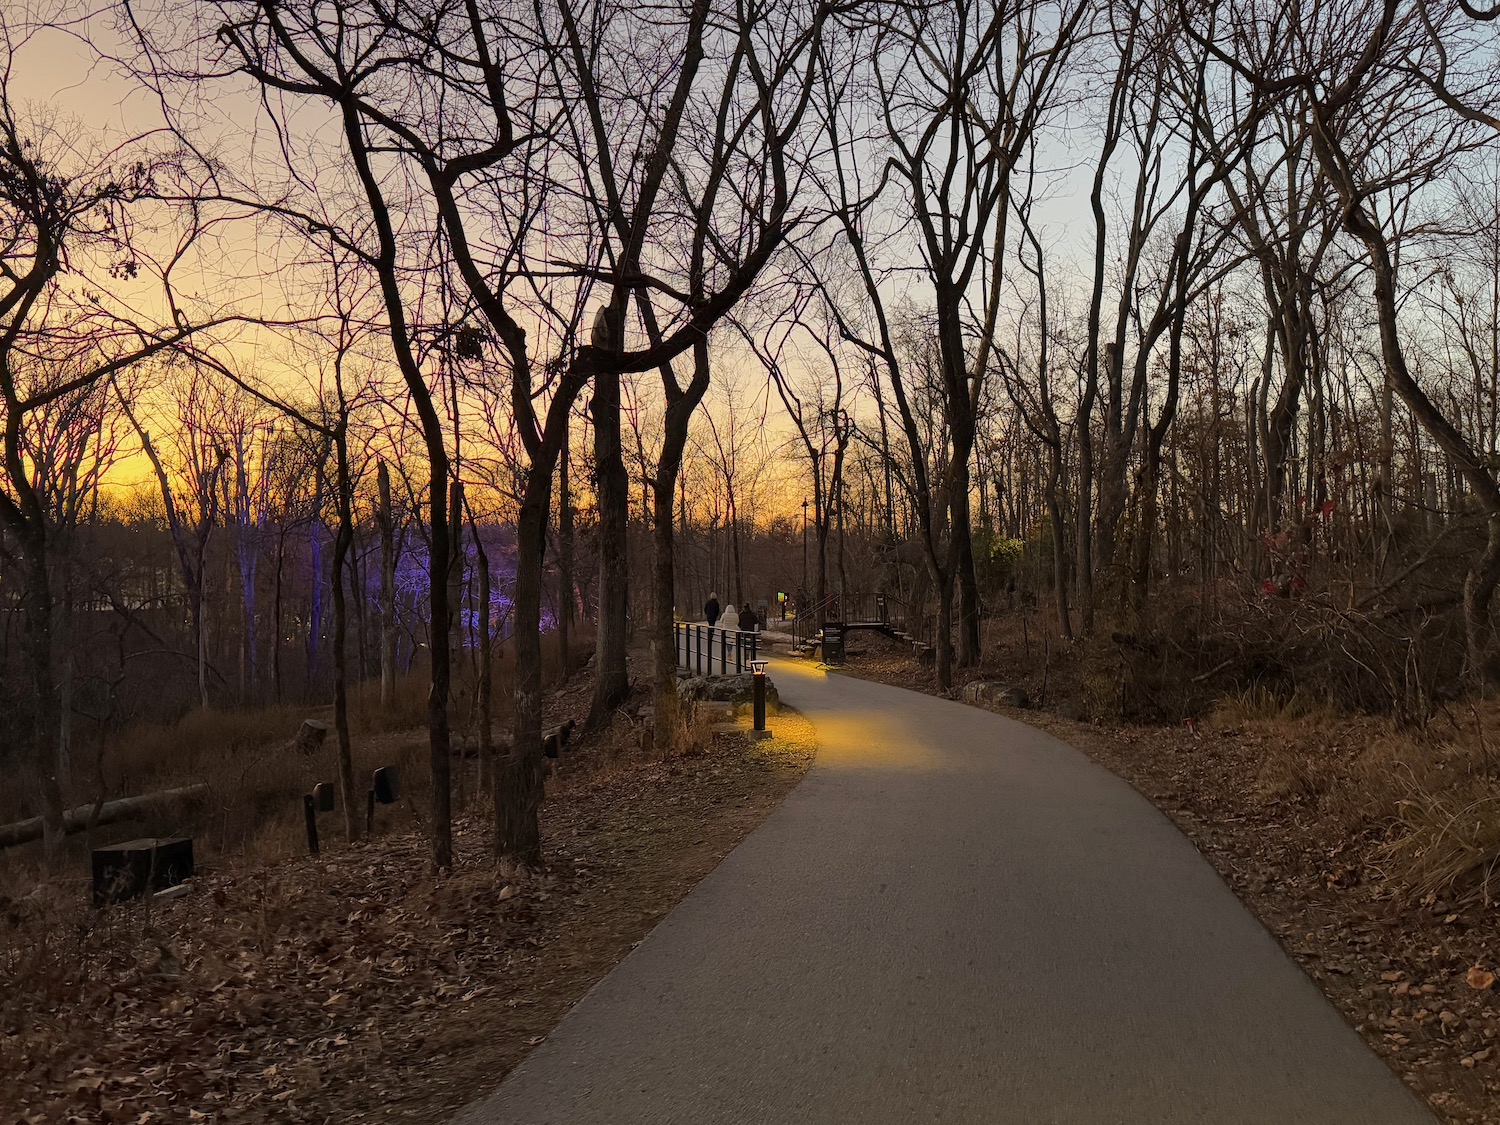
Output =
[{"x1": 801, "y1": 497, "x2": 808, "y2": 601}]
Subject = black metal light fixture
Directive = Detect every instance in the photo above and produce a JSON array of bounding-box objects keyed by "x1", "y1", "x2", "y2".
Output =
[{"x1": 749, "y1": 659, "x2": 771, "y2": 738}]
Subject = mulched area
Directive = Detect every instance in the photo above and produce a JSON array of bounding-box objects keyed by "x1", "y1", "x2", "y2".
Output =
[
  {"x1": 831, "y1": 630, "x2": 1500, "y2": 1124},
  {"x1": 0, "y1": 709, "x2": 816, "y2": 1124}
]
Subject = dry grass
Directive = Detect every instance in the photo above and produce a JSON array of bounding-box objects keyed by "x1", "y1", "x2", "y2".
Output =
[
  {"x1": 1214, "y1": 684, "x2": 1332, "y2": 725},
  {"x1": 0, "y1": 663, "x2": 817, "y2": 1124},
  {"x1": 2, "y1": 639, "x2": 594, "y2": 887},
  {"x1": 1192, "y1": 691, "x2": 1500, "y2": 913},
  {"x1": 1361, "y1": 703, "x2": 1500, "y2": 910},
  {"x1": 1381, "y1": 790, "x2": 1500, "y2": 908}
]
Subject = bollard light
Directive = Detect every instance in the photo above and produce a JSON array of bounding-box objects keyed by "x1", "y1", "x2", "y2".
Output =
[{"x1": 749, "y1": 659, "x2": 770, "y2": 735}]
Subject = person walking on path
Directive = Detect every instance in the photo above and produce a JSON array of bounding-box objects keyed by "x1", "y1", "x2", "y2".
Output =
[
  {"x1": 737, "y1": 603, "x2": 758, "y2": 632},
  {"x1": 720, "y1": 603, "x2": 738, "y2": 632},
  {"x1": 704, "y1": 592, "x2": 721, "y2": 627}
]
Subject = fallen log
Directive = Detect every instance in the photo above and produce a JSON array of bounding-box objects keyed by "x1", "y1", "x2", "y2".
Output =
[{"x1": 0, "y1": 784, "x2": 210, "y2": 850}]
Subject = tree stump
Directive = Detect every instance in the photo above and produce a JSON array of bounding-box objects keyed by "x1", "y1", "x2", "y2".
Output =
[{"x1": 295, "y1": 719, "x2": 330, "y2": 755}]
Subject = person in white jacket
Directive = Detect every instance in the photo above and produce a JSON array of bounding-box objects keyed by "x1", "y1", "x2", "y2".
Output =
[{"x1": 720, "y1": 603, "x2": 738, "y2": 632}]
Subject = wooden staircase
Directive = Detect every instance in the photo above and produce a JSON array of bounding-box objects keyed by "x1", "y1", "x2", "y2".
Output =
[{"x1": 789, "y1": 594, "x2": 934, "y2": 662}]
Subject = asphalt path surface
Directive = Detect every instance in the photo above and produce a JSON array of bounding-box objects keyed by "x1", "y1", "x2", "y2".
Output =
[{"x1": 454, "y1": 660, "x2": 1434, "y2": 1124}]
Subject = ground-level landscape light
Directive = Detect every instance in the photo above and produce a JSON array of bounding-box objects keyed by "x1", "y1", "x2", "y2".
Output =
[{"x1": 750, "y1": 660, "x2": 771, "y2": 738}]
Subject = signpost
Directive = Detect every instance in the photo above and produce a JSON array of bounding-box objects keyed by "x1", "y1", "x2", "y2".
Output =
[{"x1": 822, "y1": 622, "x2": 845, "y2": 665}]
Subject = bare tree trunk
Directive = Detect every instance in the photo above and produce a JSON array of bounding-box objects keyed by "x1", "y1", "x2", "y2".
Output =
[
  {"x1": 1045, "y1": 451, "x2": 1072, "y2": 639},
  {"x1": 815, "y1": 496, "x2": 829, "y2": 623},
  {"x1": 951, "y1": 434, "x2": 981, "y2": 666},
  {"x1": 652, "y1": 489, "x2": 681, "y2": 749},
  {"x1": 427, "y1": 458, "x2": 453, "y2": 870},
  {"x1": 1074, "y1": 402, "x2": 1097, "y2": 634},
  {"x1": 236, "y1": 524, "x2": 259, "y2": 706},
  {"x1": 934, "y1": 562, "x2": 955, "y2": 689},
  {"x1": 331, "y1": 428, "x2": 359, "y2": 842},
  {"x1": 306, "y1": 509, "x2": 324, "y2": 689},
  {"x1": 377, "y1": 461, "x2": 397, "y2": 709},
  {"x1": 1466, "y1": 518, "x2": 1500, "y2": 681},
  {"x1": 499, "y1": 461, "x2": 552, "y2": 866},
  {"x1": 731, "y1": 493, "x2": 745, "y2": 608},
  {"x1": 589, "y1": 369, "x2": 630, "y2": 728},
  {"x1": 23, "y1": 538, "x2": 65, "y2": 858},
  {"x1": 350, "y1": 533, "x2": 367, "y2": 683},
  {"x1": 273, "y1": 527, "x2": 286, "y2": 704},
  {"x1": 194, "y1": 580, "x2": 209, "y2": 711},
  {"x1": 472, "y1": 513, "x2": 493, "y2": 801},
  {"x1": 652, "y1": 341, "x2": 712, "y2": 751},
  {"x1": 446, "y1": 479, "x2": 465, "y2": 806},
  {"x1": 558, "y1": 419, "x2": 572, "y2": 674}
]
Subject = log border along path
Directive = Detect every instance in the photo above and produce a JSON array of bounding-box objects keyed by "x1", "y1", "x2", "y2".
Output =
[{"x1": 453, "y1": 659, "x2": 1435, "y2": 1124}]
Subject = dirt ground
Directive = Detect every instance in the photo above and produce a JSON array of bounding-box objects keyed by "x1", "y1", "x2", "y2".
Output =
[
  {"x1": 12, "y1": 619, "x2": 1500, "y2": 1124},
  {"x1": 833, "y1": 625, "x2": 1500, "y2": 1124},
  {"x1": 0, "y1": 697, "x2": 816, "y2": 1124}
]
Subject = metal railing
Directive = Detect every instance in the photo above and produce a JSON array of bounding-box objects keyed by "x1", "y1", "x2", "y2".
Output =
[
  {"x1": 673, "y1": 620, "x2": 761, "y2": 675},
  {"x1": 790, "y1": 592, "x2": 896, "y2": 651}
]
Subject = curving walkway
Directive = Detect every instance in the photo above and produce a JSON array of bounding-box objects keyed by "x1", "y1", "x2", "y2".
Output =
[{"x1": 453, "y1": 660, "x2": 1434, "y2": 1124}]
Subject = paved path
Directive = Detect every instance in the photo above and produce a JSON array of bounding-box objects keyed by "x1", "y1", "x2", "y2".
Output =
[{"x1": 455, "y1": 662, "x2": 1433, "y2": 1124}]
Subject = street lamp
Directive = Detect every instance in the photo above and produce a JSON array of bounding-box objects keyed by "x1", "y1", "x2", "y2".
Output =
[{"x1": 801, "y1": 497, "x2": 808, "y2": 602}]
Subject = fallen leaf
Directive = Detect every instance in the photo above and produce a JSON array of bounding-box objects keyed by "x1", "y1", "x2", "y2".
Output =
[{"x1": 1466, "y1": 966, "x2": 1495, "y2": 991}]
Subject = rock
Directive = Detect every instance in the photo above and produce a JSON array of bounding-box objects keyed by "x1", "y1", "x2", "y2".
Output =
[
  {"x1": 960, "y1": 681, "x2": 1028, "y2": 709},
  {"x1": 998, "y1": 686, "x2": 1029, "y2": 709},
  {"x1": 678, "y1": 674, "x2": 779, "y2": 713}
]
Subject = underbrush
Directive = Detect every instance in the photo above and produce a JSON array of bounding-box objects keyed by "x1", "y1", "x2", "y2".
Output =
[
  {"x1": 2, "y1": 638, "x2": 593, "y2": 884},
  {"x1": 0, "y1": 674, "x2": 760, "y2": 1053},
  {"x1": 973, "y1": 583, "x2": 1465, "y2": 726},
  {"x1": 1203, "y1": 690, "x2": 1500, "y2": 910},
  {"x1": 968, "y1": 592, "x2": 1500, "y2": 908}
]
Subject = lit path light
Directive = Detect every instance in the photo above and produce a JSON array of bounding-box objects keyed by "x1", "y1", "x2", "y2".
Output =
[{"x1": 455, "y1": 661, "x2": 1436, "y2": 1125}]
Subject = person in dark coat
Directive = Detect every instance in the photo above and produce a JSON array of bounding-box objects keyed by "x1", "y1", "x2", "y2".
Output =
[
  {"x1": 737, "y1": 603, "x2": 757, "y2": 632},
  {"x1": 704, "y1": 592, "x2": 721, "y2": 627}
]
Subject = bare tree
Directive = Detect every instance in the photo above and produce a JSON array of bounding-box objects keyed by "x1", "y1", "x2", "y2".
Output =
[
  {"x1": 0, "y1": 21, "x2": 231, "y2": 853},
  {"x1": 1186, "y1": 0, "x2": 1500, "y2": 676},
  {"x1": 543, "y1": 0, "x2": 842, "y2": 761}
]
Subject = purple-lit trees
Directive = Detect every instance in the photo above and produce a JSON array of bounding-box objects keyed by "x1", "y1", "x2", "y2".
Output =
[
  {"x1": 141, "y1": 0, "x2": 853, "y2": 868},
  {"x1": 188, "y1": 0, "x2": 586, "y2": 868}
]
